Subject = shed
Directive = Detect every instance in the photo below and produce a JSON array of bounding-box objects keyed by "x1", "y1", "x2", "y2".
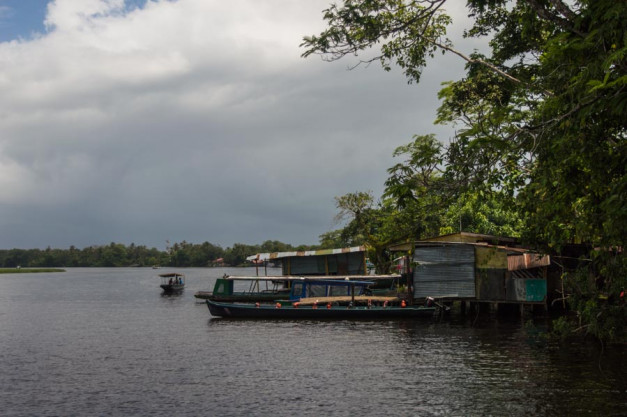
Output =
[
  {"x1": 391, "y1": 234, "x2": 550, "y2": 304},
  {"x1": 246, "y1": 246, "x2": 368, "y2": 276}
]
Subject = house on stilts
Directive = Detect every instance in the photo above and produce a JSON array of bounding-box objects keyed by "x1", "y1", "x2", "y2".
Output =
[{"x1": 389, "y1": 232, "x2": 555, "y2": 314}]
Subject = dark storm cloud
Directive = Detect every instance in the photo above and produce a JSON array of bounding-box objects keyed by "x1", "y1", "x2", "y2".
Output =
[{"x1": 0, "y1": 0, "x2": 477, "y2": 249}]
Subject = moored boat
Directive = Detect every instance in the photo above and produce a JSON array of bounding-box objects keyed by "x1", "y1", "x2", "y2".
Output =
[
  {"x1": 205, "y1": 299, "x2": 436, "y2": 319},
  {"x1": 205, "y1": 278, "x2": 437, "y2": 319},
  {"x1": 159, "y1": 272, "x2": 185, "y2": 294},
  {"x1": 194, "y1": 274, "x2": 403, "y2": 303},
  {"x1": 196, "y1": 245, "x2": 409, "y2": 305}
]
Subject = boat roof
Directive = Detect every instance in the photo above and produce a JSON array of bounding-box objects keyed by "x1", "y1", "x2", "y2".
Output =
[
  {"x1": 246, "y1": 246, "x2": 365, "y2": 262},
  {"x1": 297, "y1": 279, "x2": 375, "y2": 287},
  {"x1": 158, "y1": 272, "x2": 184, "y2": 277},
  {"x1": 223, "y1": 274, "x2": 400, "y2": 281}
]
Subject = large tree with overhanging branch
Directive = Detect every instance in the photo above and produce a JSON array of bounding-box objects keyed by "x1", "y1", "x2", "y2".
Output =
[{"x1": 303, "y1": 0, "x2": 626, "y2": 342}]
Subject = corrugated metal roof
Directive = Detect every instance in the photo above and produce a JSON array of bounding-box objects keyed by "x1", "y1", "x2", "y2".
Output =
[
  {"x1": 389, "y1": 233, "x2": 520, "y2": 251},
  {"x1": 224, "y1": 274, "x2": 400, "y2": 281},
  {"x1": 246, "y1": 246, "x2": 365, "y2": 261},
  {"x1": 419, "y1": 232, "x2": 519, "y2": 244}
]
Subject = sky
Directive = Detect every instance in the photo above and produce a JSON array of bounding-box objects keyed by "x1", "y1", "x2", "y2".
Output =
[{"x1": 0, "y1": 0, "x2": 482, "y2": 250}]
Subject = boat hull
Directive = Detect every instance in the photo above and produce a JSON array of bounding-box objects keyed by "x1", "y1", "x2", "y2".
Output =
[
  {"x1": 206, "y1": 300, "x2": 436, "y2": 319},
  {"x1": 160, "y1": 284, "x2": 185, "y2": 293}
]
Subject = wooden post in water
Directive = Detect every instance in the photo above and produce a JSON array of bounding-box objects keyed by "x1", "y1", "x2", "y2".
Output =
[
  {"x1": 351, "y1": 283, "x2": 355, "y2": 305},
  {"x1": 325, "y1": 255, "x2": 329, "y2": 275}
]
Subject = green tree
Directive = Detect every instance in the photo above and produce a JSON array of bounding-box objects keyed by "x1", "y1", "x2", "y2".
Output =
[
  {"x1": 440, "y1": 191, "x2": 522, "y2": 237},
  {"x1": 224, "y1": 243, "x2": 260, "y2": 266},
  {"x1": 318, "y1": 229, "x2": 349, "y2": 249},
  {"x1": 260, "y1": 240, "x2": 292, "y2": 253},
  {"x1": 304, "y1": 0, "x2": 626, "y2": 342},
  {"x1": 331, "y1": 191, "x2": 423, "y2": 273},
  {"x1": 329, "y1": 136, "x2": 522, "y2": 273},
  {"x1": 383, "y1": 134, "x2": 449, "y2": 238},
  {"x1": 101, "y1": 243, "x2": 128, "y2": 267}
]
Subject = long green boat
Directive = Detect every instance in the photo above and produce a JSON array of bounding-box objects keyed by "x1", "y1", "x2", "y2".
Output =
[
  {"x1": 206, "y1": 279, "x2": 437, "y2": 319},
  {"x1": 206, "y1": 299, "x2": 437, "y2": 319},
  {"x1": 194, "y1": 274, "x2": 403, "y2": 303}
]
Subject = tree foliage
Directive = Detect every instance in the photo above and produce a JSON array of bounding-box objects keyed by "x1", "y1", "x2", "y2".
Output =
[
  {"x1": 0, "y1": 240, "x2": 316, "y2": 268},
  {"x1": 305, "y1": 0, "x2": 626, "y2": 342}
]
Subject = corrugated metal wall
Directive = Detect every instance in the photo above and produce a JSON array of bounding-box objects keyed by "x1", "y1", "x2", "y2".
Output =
[
  {"x1": 475, "y1": 269, "x2": 507, "y2": 300},
  {"x1": 327, "y1": 252, "x2": 364, "y2": 275},
  {"x1": 285, "y1": 256, "x2": 326, "y2": 275},
  {"x1": 475, "y1": 246, "x2": 508, "y2": 301},
  {"x1": 284, "y1": 252, "x2": 365, "y2": 275},
  {"x1": 413, "y1": 244, "x2": 476, "y2": 298}
]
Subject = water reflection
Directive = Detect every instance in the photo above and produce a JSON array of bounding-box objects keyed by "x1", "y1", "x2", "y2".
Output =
[{"x1": 388, "y1": 316, "x2": 626, "y2": 416}]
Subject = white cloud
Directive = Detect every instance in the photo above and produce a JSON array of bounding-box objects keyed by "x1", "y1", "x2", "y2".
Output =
[{"x1": 0, "y1": 0, "x2": 476, "y2": 249}]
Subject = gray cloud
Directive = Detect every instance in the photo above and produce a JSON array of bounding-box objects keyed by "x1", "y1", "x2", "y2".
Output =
[{"x1": 0, "y1": 0, "x2": 478, "y2": 249}]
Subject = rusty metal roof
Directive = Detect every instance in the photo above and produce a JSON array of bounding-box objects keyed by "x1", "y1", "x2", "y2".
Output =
[
  {"x1": 389, "y1": 232, "x2": 520, "y2": 251},
  {"x1": 246, "y1": 246, "x2": 366, "y2": 262}
]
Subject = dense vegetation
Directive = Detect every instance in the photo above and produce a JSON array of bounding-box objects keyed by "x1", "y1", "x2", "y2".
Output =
[
  {"x1": 303, "y1": 0, "x2": 625, "y2": 343},
  {"x1": 0, "y1": 240, "x2": 314, "y2": 269}
]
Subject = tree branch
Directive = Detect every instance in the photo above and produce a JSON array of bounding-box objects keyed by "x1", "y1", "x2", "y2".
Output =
[
  {"x1": 430, "y1": 40, "x2": 523, "y2": 84},
  {"x1": 526, "y1": 0, "x2": 584, "y2": 37}
]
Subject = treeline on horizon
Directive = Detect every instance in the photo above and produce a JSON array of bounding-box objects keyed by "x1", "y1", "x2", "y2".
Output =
[{"x1": 0, "y1": 240, "x2": 316, "y2": 268}]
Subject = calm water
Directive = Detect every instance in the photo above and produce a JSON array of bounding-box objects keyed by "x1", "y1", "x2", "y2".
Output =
[{"x1": 0, "y1": 268, "x2": 625, "y2": 416}]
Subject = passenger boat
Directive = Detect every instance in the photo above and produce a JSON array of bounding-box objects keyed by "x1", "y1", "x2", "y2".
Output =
[
  {"x1": 159, "y1": 272, "x2": 185, "y2": 293},
  {"x1": 197, "y1": 245, "x2": 410, "y2": 306},
  {"x1": 205, "y1": 278, "x2": 437, "y2": 319},
  {"x1": 206, "y1": 300, "x2": 436, "y2": 319},
  {"x1": 194, "y1": 274, "x2": 403, "y2": 303}
]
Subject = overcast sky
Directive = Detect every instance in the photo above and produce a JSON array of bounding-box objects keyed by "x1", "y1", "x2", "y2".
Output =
[{"x1": 0, "y1": 0, "x2": 481, "y2": 250}]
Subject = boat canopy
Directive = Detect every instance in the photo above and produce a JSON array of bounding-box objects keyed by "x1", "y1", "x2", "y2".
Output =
[
  {"x1": 158, "y1": 273, "x2": 184, "y2": 278},
  {"x1": 222, "y1": 274, "x2": 399, "y2": 281},
  {"x1": 159, "y1": 272, "x2": 185, "y2": 285}
]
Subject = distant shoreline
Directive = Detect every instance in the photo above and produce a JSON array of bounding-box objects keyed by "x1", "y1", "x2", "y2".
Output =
[{"x1": 0, "y1": 268, "x2": 65, "y2": 274}]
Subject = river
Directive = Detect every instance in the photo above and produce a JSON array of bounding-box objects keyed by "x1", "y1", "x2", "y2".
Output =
[{"x1": 0, "y1": 267, "x2": 624, "y2": 416}]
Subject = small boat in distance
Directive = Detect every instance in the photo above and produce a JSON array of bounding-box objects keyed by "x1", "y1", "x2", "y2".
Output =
[{"x1": 159, "y1": 272, "x2": 185, "y2": 294}]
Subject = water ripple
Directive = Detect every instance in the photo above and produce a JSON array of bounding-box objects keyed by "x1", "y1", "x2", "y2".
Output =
[{"x1": 0, "y1": 268, "x2": 625, "y2": 416}]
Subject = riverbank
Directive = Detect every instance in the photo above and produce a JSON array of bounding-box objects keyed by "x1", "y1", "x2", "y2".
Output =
[{"x1": 0, "y1": 268, "x2": 65, "y2": 274}]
